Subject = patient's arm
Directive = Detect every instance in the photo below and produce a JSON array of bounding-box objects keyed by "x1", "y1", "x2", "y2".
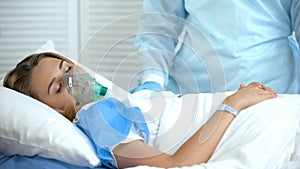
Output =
[
  {"x1": 114, "y1": 83, "x2": 277, "y2": 168},
  {"x1": 114, "y1": 109, "x2": 235, "y2": 168}
]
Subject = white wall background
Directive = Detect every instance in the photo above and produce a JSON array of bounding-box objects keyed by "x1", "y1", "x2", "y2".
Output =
[{"x1": 0, "y1": 0, "x2": 143, "y2": 90}]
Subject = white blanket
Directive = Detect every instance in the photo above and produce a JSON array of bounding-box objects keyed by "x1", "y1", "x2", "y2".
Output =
[{"x1": 127, "y1": 91, "x2": 300, "y2": 169}]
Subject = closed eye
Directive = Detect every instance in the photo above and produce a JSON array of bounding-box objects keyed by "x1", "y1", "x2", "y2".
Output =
[
  {"x1": 59, "y1": 64, "x2": 72, "y2": 93},
  {"x1": 57, "y1": 82, "x2": 63, "y2": 93},
  {"x1": 66, "y1": 65, "x2": 72, "y2": 73}
]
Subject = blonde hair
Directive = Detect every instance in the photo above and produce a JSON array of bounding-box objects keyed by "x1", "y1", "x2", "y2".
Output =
[{"x1": 3, "y1": 52, "x2": 76, "y2": 121}]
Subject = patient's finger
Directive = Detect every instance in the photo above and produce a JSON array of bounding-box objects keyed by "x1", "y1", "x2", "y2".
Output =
[
  {"x1": 257, "y1": 88, "x2": 277, "y2": 98},
  {"x1": 248, "y1": 82, "x2": 276, "y2": 94}
]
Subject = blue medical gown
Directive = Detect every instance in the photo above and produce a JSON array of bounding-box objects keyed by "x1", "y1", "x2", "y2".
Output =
[
  {"x1": 0, "y1": 98, "x2": 149, "y2": 169},
  {"x1": 292, "y1": 0, "x2": 300, "y2": 89},
  {"x1": 292, "y1": 0, "x2": 300, "y2": 44},
  {"x1": 135, "y1": 0, "x2": 300, "y2": 94},
  {"x1": 75, "y1": 98, "x2": 149, "y2": 168},
  {"x1": 0, "y1": 154, "x2": 101, "y2": 169}
]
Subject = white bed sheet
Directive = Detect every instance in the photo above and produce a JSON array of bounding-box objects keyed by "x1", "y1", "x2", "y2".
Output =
[{"x1": 127, "y1": 91, "x2": 300, "y2": 169}]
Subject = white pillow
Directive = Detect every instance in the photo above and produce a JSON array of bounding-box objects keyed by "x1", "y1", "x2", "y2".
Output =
[
  {"x1": 0, "y1": 41, "x2": 100, "y2": 167},
  {"x1": 34, "y1": 40, "x2": 61, "y2": 55},
  {"x1": 0, "y1": 86, "x2": 100, "y2": 167}
]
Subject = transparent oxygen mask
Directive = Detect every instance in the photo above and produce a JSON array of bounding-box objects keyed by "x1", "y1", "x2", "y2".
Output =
[{"x1": 63, "y1": 71, "x2": 108, "y2": 110}]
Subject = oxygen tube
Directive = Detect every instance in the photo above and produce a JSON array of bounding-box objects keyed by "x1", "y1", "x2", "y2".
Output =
[{"x1": 63, "y1": 71, "x2": 108, "y2": 110}]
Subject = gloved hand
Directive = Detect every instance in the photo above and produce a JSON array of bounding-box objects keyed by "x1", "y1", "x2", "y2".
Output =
[{"x1": 130, "y1": 81, "x2": 163, "y2": 93}]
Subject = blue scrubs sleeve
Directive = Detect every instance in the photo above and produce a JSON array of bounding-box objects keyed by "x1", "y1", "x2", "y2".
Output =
[{"x1": 135, "y1": 0, "x2": 187, "y2": 86}]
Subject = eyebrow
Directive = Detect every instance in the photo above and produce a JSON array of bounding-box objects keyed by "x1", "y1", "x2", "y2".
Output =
[
  {"x1": 47, "y1": 60, "x2": 63, "y2": 94},
  {"x1": 59, "y1": 60, "x2": 63, "y2": 69}
]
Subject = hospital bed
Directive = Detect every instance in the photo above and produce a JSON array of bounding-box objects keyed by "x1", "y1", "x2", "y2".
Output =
[{"x1": 1, "y1": 41, "x2": 300, "y2": 169}]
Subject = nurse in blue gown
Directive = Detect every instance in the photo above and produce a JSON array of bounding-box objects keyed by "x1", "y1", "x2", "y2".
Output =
[{"x1": 133, "y1": 0, "x2": 300, "y2": 94}]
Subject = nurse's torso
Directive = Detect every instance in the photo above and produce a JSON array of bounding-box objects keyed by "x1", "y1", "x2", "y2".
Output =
[{"x1": 169, "y1": 0, "x2": 298, "y2": 94}]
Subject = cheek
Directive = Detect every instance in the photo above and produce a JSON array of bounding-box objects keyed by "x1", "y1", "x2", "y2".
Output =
[
  {"x1": 49, "y1": 92, "x2": 74, "y2": 110},
  {"x1": 60, "y1": 92, "x2": 75, "y2": 107}
]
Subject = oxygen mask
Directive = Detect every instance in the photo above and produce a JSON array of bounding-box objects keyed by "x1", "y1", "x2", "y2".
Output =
[{"x1": 63, "y1": 71, "x2": 108, "y2": 110}]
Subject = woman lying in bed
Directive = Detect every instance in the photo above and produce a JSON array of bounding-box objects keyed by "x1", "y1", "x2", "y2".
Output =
[{"x1": 3, "y1": 52, "x2": 277, "y2": 168}]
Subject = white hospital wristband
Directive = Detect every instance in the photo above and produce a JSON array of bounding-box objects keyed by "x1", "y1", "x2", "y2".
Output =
[{"x1": 218, "y1": 104, "x2": 238, "y2": 117}]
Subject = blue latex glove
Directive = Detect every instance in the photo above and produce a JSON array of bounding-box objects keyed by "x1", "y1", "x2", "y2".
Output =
[{"x1": 130, "y1": 81, "x2": 163, "y2": 93}]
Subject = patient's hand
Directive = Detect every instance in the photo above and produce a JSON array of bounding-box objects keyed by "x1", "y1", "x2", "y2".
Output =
[{"x1": 223, "y1": 82, "x2": 277, "y2": 113}]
